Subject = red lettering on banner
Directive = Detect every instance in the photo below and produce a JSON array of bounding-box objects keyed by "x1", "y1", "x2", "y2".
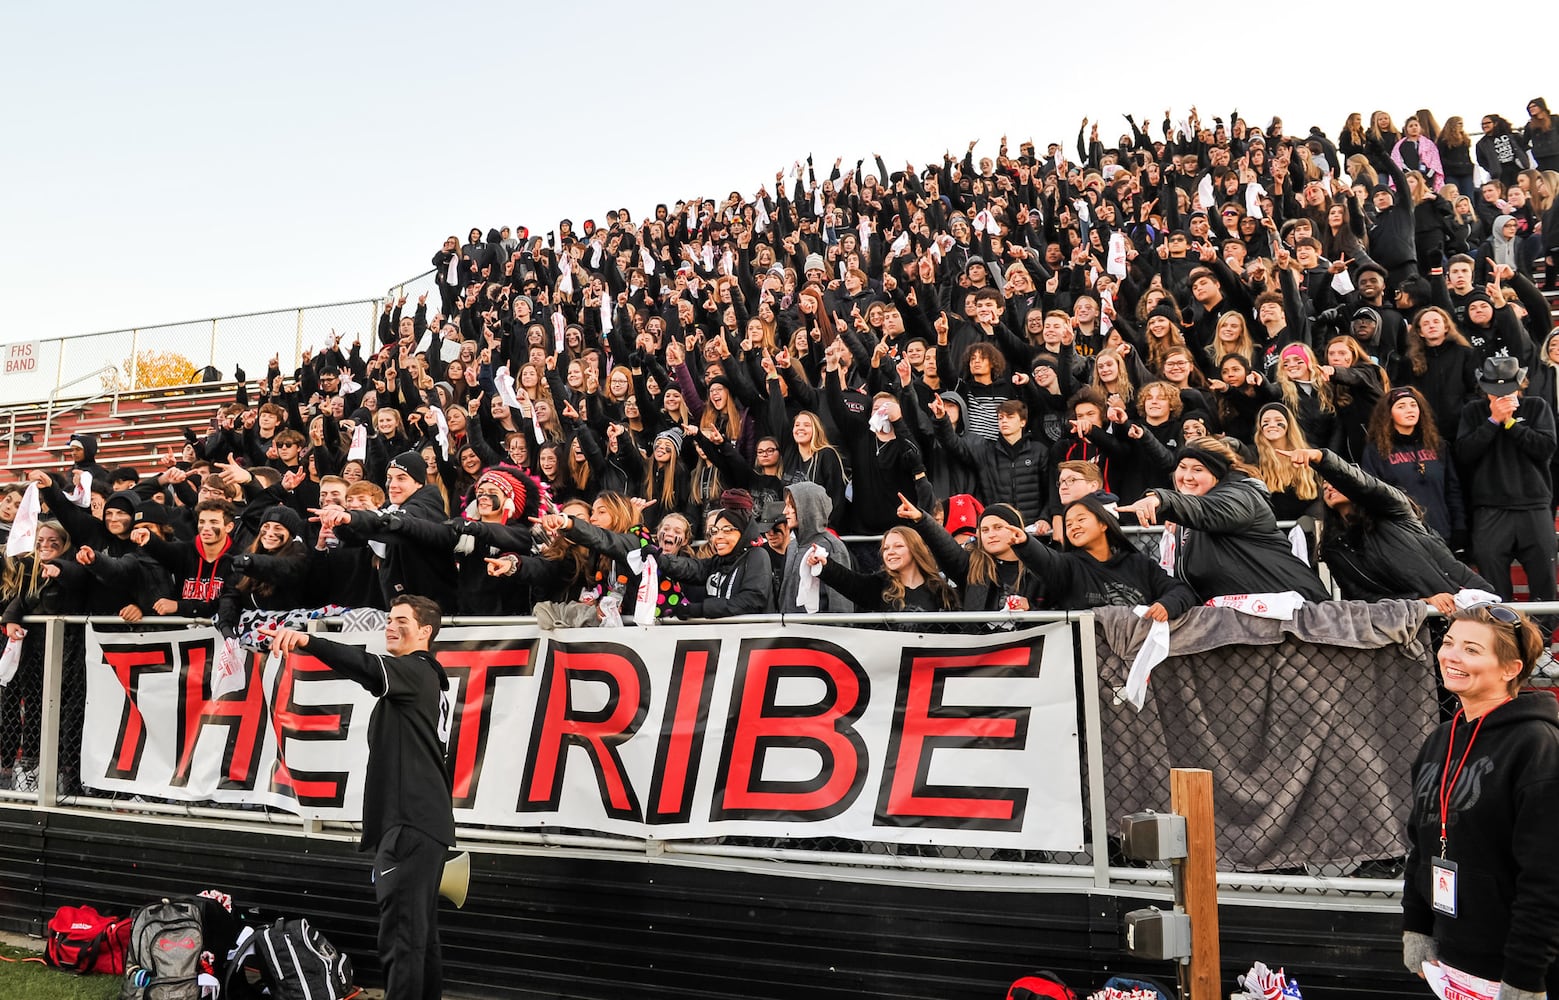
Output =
[
  {"x1": 101, "y1": 644, "x2": 176, "y2": 779},
  {"x1": 267, "y1": 653, "x2": 353, "y2": 807},
  {"x1": 712, "y1": 639, "x2": 868, "y2": 821},
  {"x1": 646, "y1": 639, "x2": 720, "y2": 824},
  {"x1": 435, "y1": 640, "x2": 536, "y2": 809},
  {"x1": 875, "y1": 638, "x2": 1041, "y2": 831},
  {"x1": 521, "y1": 643, "x2": 648, "y2": 820},
  {"x1": 172, "y1": 638, "x2": 266, "y2": 789}
]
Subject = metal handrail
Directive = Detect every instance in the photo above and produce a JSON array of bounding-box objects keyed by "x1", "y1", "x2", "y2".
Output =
[
  {"x1": 386, "y1": 268, "x2": 435, "y2": 298},
  {"x1": 42, "y1": 365, "x2": 120, "y2": 448}
]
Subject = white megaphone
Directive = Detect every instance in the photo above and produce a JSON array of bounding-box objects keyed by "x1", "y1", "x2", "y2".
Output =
[{"x1": 439, "y1": 851, "x2": 470, "y2": 908}]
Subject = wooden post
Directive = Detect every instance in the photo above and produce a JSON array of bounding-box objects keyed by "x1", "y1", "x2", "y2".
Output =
[{"x1": 1171, "y1": 767, "x2": 1220, "y2": 1000}]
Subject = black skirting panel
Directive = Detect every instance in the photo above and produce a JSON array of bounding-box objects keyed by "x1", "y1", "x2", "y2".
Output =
[{"x1": 0, "y1": 805, "x2": 1423, "y2": 999}]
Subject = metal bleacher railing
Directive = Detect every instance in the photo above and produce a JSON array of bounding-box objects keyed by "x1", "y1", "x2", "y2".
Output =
[{"x1": 0, "y1": 268, "x2": 438, "y2": 410}]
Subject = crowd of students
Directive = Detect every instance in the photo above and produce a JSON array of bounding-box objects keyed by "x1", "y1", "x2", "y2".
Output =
[{"x1": 3, "y1": 97, "x2": 1559, "y2": 787}]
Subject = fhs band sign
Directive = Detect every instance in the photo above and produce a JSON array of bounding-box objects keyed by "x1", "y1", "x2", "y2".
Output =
[{"x1": 83, "y1": 623, "x2": 1085, "y2": 850}]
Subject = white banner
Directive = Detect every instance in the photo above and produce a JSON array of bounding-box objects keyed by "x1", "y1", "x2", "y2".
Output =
[{"x1": 84, "y1": 623, "x2": 1084, "y2": 850}]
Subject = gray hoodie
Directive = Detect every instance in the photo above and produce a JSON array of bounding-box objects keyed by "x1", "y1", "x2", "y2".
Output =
[{"x1": 778, "y1": 482, "x2": 855, "y2": 613}]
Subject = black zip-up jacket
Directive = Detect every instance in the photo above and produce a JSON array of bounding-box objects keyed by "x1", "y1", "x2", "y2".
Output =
[
  {"x1": 933, "y1": 420, "x2": 1050, "y2": 524},
  {"x1": 1149, "y1": 476, "x2": 1330, "y2": 603},
  {"x1": 1313, "y1": 450, "x2": 1489, "y2": 601},
  {"x1": 334, "y1": 485, "x2": 460, "y2": 614},
  {"x1": 908, "y1": 513, "x2": 1045, "y2": 613},
  {"x1": 1453, "y1": 395, "x2": 1557, "y2": 511},
  {"x1": 1403, "y1": 690, "x2": 1559, "y2": 991}
]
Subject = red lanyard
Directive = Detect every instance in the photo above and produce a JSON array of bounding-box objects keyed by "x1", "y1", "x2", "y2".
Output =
[{"x1": 1438, "y1": 701, "x2": 1507, "y2": 857}]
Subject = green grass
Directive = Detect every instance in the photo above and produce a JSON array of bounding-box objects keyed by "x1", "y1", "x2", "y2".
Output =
[{"x1": 0, "y1": 942, "x2": 119, "y2": 1000}]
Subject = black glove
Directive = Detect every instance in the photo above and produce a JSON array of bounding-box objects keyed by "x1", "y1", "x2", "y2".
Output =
[
  {"x1": 379, "y1": 512, "x2": 403, "y2": 533},
  {"x1": 230, "y1": 554, "x2": 253, "y2": 574},
  {"x1": 234, "y1": 365, "x2": 246, "y2": 382},
  {"x1": 183, "y1": 427, "x2": 198, "y2": 444}
]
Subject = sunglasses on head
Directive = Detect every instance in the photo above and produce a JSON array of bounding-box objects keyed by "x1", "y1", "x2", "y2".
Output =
[{"x1": 1468, "y1": 601, "x2": 1521, "y2": 626}]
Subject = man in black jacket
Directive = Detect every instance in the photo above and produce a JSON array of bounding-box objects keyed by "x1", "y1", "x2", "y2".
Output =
[
  {"x1": 321, "y1": 452, "x2": 458, "y2": 613},
  {"x1": 1453, "y1": 357, "x2": 1558, "y2": 602},
  {"x1": 261, "y1": 595, "x2": 453, "y2": 1000}
]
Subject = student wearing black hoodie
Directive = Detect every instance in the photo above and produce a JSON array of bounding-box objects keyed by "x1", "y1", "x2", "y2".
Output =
[
  {"x1": 65, "y1": 433, "x2": 109, "y2": 487},
  {"x1": 1280, "y1": 448, "x2": 1490, "y2": 609},
  {"x1": 1015, "y1": 495, "x2": 1198, "y2": 619},
  {"x1": 320, "y1": 451, "x2": 459, "y2": 614},
  {"x1": 1402, "y1": 605, "x2": 1559, "y2": 997}
]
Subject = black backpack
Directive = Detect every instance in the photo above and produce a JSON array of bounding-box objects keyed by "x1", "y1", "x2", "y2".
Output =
[
  {"x1": 223, "y1": 917, "x2": 355, "y2": 1000},
  {"x1": 119, "y1": 898, "x2": 203, "y2": 1000}
]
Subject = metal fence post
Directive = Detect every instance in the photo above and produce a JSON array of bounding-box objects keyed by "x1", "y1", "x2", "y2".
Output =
[
  {"x1": 294, "y1": 309, "x2": 305, "y2": 370},
  {"x1": 128, "y1": 328, "x2": 141, "y2": 391},
  {"x1": 1075, "y1": 611, "x2": 1111, "y2": 890},
  {"x1": 209, "y1": 318, "x2": 219, "y2": 370},
  {"x1": 37, "y1": 618, "x2": 64, "y2": 808}
]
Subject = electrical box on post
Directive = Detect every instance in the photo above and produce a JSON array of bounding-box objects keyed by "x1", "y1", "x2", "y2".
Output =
[
  {"x1": 1119, "y1": 810, "x2": 1188, "y2": 861},
  {"x1": 1123, "y1": 906, "x2": 1193, "y2": 962}
]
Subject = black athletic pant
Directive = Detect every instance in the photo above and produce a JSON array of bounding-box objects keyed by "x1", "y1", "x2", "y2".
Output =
[
  {"x1": 1471, "y1": 506, "x2": 1559, "y2": 602},
  {"x1": 373, "y1": 824, "x2": 445, "y2": 1000}
]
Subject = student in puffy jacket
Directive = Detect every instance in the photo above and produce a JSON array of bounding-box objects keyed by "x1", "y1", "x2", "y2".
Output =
[
  {"x1": 933, "y1": 397, "x2": 1051, "y2": 524},
  {"x1": 1277, "y1": 447, "x2": 1490, "y2": 611},
  {"x1": 1118, "y1": 438, "x2": 1331, "y2": 603}
]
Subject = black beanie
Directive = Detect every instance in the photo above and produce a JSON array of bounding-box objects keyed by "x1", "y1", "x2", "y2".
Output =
[
  {"x1": 260, "y1": 505, "x2": 306, "y2": 541},
  {"x1": 388, "y1": 451, "x2": 428, "y2": 485}
]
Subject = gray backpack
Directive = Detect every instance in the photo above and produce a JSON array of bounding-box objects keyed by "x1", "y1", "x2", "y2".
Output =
[{"x1": 119, "y1": 898, "x2": 203, "y2": 1000}]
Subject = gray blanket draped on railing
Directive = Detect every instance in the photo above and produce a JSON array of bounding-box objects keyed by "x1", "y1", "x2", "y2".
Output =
[{"x1": 1093, "y1": 601, "x2": 1437, "y2": 872}]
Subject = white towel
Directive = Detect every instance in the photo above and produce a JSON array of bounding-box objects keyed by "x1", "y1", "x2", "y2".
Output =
[
  {"x1": 1120, "y1": 605, "x2": 1170, "y2": 710},
  {"x1": 1106, "y1": 232, "x2": 1128, "y2": 279},
  {"x1": 63, "y1": 471, "x2": 93, "y2": 508},
  {"x1": 633, "y1": 554, "x2": 659, "y2": 627},
  {"x1": 212, "y1": 637, "x2": 247, "y2": 699},
  {"x1": 1454, "y1": 589, "x2": 1504, "y2": 608},
  {"x1": 431, "y1": 407, "x2": 450, "y2": 459},
  {"x1": 0, "y1": 631, "x2": 25, "y2": 686},
  {"x1": 494, "y1": 368, "x2": 522, "y2": 412},
  {"x1": 797, "y1": 544, "x2": 828, "y2": 613},
  {"x1": 348, "y1": 425, "x2": 368, "y2": 461},
  {"x1": 5, "y1": 484, "x2": 39, "y2": 558}
]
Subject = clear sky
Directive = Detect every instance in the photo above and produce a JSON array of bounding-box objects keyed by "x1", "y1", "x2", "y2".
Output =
[{"x1": 0, "y1": 1, "x2": 1546, "y2": 398}]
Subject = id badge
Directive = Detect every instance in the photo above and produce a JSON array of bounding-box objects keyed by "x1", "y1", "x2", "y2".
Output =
[{"x1": 1431, "y1": 857, "x2": 1458, "y2": 917}]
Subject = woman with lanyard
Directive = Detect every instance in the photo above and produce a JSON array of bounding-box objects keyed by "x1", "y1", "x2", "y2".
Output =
[{"x1": 1402, "y1": 603, "x2": 1559, "y2": 998}]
